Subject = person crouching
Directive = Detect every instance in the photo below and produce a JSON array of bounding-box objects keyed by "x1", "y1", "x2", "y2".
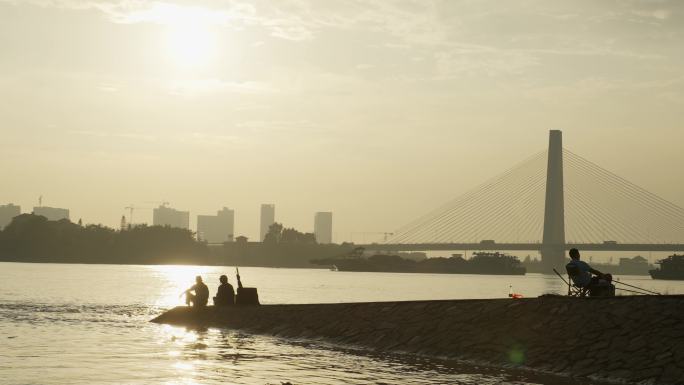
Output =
[{"x1": 183, "y1": 276, "x2": 209, "y2": 307}]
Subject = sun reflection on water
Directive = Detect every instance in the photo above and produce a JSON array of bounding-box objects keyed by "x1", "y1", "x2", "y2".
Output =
[
  {"x1": 172, "y1": 361, "x2": 195, "y2": 371},
  {"x1": 146, "y1": 265, "x2": 212, "y2": 307}
]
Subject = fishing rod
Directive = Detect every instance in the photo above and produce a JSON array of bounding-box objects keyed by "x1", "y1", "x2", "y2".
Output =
[
  {"x1": 615, "y1": 286, "x2": 652, "y2": 295},
  {"x1": 235, "y1": 266, "x2": 243, "y2": 288},
  {"x1": 552, "y1": 268, "x2": 570, "y2": 286},
  {"x1": 614, "y1": 280, "x2": 661, "y2": 295},
  {"x1": 553, "y1": 268, "x2": 573, "y2": 296}
]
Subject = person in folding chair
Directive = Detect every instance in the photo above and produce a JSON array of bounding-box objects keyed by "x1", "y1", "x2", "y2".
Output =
[{"x1": 566, "y1": 248, "x2": 614, "y2": 297}]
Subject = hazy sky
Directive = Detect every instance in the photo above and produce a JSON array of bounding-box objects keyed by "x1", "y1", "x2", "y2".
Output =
[{"x1": 1, "y1": 0, "x2": 683, "y2": 242}]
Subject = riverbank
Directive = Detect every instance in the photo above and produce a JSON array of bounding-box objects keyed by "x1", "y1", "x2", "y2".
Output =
[{"x1": 152, "y1": 296, "x2": 684, "y2": 384}]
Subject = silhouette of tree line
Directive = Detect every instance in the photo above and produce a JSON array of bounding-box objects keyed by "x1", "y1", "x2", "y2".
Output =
[
  {"x1": 263, "y1": 222, "x2": 317, "y2": 244},
  {"x1": 0, "y1": 214, "x2": 210, "y2": 264}
]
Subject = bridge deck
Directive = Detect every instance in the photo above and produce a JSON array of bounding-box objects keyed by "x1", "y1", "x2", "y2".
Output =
[{"x1": 359, "y1": 243, "x2": 684, "y2": 252}]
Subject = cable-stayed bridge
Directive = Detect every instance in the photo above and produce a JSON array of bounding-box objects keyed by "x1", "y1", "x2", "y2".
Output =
[{"x1": 363, "y1": 130, "x2": 684, "y2": 269}]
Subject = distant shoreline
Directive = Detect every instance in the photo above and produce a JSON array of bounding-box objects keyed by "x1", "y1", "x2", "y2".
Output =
[
  {"x1": 0, "y1": 253, "x2": 654, "y2": 276},
  {"x1": 0, "y1": 258, "x2": 327, "y2": 269}
]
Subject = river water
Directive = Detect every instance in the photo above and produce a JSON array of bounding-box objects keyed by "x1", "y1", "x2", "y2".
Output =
[{"x1": 1, "y1": 262, "x2": 682, "y2": 385}]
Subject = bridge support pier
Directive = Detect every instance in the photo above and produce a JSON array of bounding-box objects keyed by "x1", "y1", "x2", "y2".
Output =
[{"x1": 541, "y1": 130, "x2": 566, "y2": 271}]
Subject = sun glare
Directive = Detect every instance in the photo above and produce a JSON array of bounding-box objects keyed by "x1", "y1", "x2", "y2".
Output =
[
  {"x1": 149, "y1": 265, "x2": 209, "y2": 307},
  {"x1": 142, "y1": 4, "x2": 223, "y2": 69},
  {"x1": 166, "y1": 23, "x2": 218, "y2": 68}
]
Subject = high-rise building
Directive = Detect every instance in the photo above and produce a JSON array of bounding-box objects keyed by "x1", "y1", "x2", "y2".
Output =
[
  {"x1": 314, "y1": 211, "x2": 333, "y2": 244},
  {"x1": 197, "y1": 207, "x2": 235, "y2": 243},
  {"x1": 0, "y1": 203, "x2": 21, "y2": 229},
  {"x1": 33, "y1": 206, "x2": 70, "y2": 221},
  {"x1": 260, "y1": 204, "x2": 275, "y2": 241},
  {"x1": 153, "y1": 205, "x2": 189, "y2": 229}
]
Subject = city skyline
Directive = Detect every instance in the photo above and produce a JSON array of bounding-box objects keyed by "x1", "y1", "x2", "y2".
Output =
[{"x1": 0, "y1": 200, "x2": 341, "y2": 242}]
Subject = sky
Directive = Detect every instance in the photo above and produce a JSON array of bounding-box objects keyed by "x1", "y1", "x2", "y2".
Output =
[{"x1": 1, "y1": 0, "x2": 683, "y2": 243}]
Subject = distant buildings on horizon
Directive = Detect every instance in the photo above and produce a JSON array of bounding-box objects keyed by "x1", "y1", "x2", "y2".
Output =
[
  {"x1": 1, "y1": 203, "x2": 71, "y2": 230},
  {"x1": 0, "y1": 203, "x2": 21, "y2": 229},
  {"x1": 152, "y1": 204, "x2": 189, "y2": 229},
  {"x1": 260, "y1": 204, "x2": 275, "y2": 241},
  {"x1": 197, "y1": 207, "x2": 234, "y2": 243},
  {"x1": 314, "y1": 211, "x2": 333, "y2": 244},
  {"x1": 33, "y1": 206, "x2": 70, "y2": 221},
  {"x1": 0, "y1": 201, "x2": 334, "y2": 244}
]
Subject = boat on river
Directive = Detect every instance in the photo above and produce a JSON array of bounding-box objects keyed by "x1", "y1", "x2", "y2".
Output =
[
  {"x1": 649, "y1": 254, "x2": 684, "y2": 280},
  {"x1": 312, "y1": 251, "x2": 526, "y2": 275}
]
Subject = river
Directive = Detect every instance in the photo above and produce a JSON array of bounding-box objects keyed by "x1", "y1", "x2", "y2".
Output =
[{"x1": 2, "y1": 262, "x2": 682, "y2": 385}]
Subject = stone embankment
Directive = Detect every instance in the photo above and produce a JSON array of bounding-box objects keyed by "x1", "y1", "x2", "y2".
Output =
[{"x1": 152, "y1": 295, "x2": 684, "y2": 384}]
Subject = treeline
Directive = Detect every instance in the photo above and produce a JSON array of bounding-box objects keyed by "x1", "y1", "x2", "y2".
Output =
[
  {"x1": 219, "y1": 222, "x2": 349, "y2": 268},
  {"x1": 223, "y1": 242, "x2": 353, "y2": 268},
  {"x1": 0, "y1": 214, "x2": 210, "y2": 264},
  {"x1": 263, "y1": 222, "x2": 316, "y2": 244}
]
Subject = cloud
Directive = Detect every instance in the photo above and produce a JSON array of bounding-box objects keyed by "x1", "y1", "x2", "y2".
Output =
[
  {"x1": 68, "y1": 129, "x2": 242, "y2": 149},
  {"x1": 68, "y1": 129, "x2": 157, "y2": 141},
  {"x1": 166, "y1": 78, "x2": 277, "y2": 96},
  {"x1": 4, "y1": 0, "x2": 317, "y2": 40},
  {"x1": 3, "y1": 0, "x2": 681, "y2": 83},
  {"x1": 172, "y1": 132, "x2": 241, "y2": 147},
  {"x1": 631, "y1": 8, "x2": 672, "y2": 21},
  {"x1": 98, "y1": 83, "x2": 119, "y2": 92},
  {"x1": 265, "y1": 22, "x2": 313, "y2": 41},
  {"x1": 105, "y1": 2, "x2": 234, "y2": 25},
  {"x1": 235, "y1": 119, "x2": 317, "y2": 134},
  {"x1": 8, "y1": 0, "x2": 679, "y2": 50}
]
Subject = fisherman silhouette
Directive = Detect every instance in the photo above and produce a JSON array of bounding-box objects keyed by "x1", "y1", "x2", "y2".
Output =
[
  {"x1": 183, "y1": 276, "x2": 209, "y2": 307},
  {"x1": 567, "y1": 248, "x2": 614, "y2": 296},
  {"x1": 213, "y1": 275, "x2": 235, "y2": 306}
]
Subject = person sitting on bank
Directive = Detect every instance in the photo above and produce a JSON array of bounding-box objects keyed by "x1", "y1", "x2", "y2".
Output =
[
  {"x1": 567, "y1": 248, "x2": 611, "y2": 291},
  {"x1": 183, "y1": 276, "x2": 209, "y2": 307},
  {"x1": 213, "y1": 275, "x2": 235, "y2": 306}
]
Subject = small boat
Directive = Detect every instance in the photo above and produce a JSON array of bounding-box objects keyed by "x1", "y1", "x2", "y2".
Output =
[{"x1": 330, "y1": 265, "x2": 338, "y2": 272}]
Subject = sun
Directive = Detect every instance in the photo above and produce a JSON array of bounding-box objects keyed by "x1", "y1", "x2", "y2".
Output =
[
  {"x1": 141, "y1": 3, "x2": 222, "y2": 69},
  {"x1": 165, "y1": 22, "x2": 218, "y2": 69}
]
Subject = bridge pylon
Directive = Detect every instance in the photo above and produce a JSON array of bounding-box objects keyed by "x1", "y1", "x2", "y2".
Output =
[{"x1": 541, "y1": 130, "x2": 566, "y2": 271}]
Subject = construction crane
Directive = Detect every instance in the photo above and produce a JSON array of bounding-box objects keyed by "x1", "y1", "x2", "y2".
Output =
[
  {"x1": 350, "y1": 232, "x2": 395, "y2": 243},
  {"x1": 123, "y1": 205, "x2": 153, "y2": 226},
  {"x1": 144, "y1": 201, "x2": 170, "y2": 207}
]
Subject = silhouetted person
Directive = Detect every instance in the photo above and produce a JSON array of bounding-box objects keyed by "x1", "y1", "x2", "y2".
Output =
[
  {"x1": 184, "y1": 276, "x2": 209, "y2": 307},
  {"x1": 213, "y1": 275, "x2": 235, "y2": 306},
  {"x1": 567, "y1": 248, "x2": 613, "y2": 296}
]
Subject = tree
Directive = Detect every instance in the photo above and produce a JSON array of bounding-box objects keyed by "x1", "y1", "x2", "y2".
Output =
[
  {"x1": 0, "y1": 213, "x2": 209, "y2": 264},
  {"x1": 263, "y1": 222, "x2": 316, "y2": 244},
  {"x1": 280, "y1": 227, "x2": 316, "y2": 244},
  {"x1": 263, "y1": 222, "x2": 283, "y2": 244}
]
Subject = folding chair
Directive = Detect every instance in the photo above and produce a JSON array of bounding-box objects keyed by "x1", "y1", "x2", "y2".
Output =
[{"x1": 565, "y1": 264, "x2": 589, "y2": 297}]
